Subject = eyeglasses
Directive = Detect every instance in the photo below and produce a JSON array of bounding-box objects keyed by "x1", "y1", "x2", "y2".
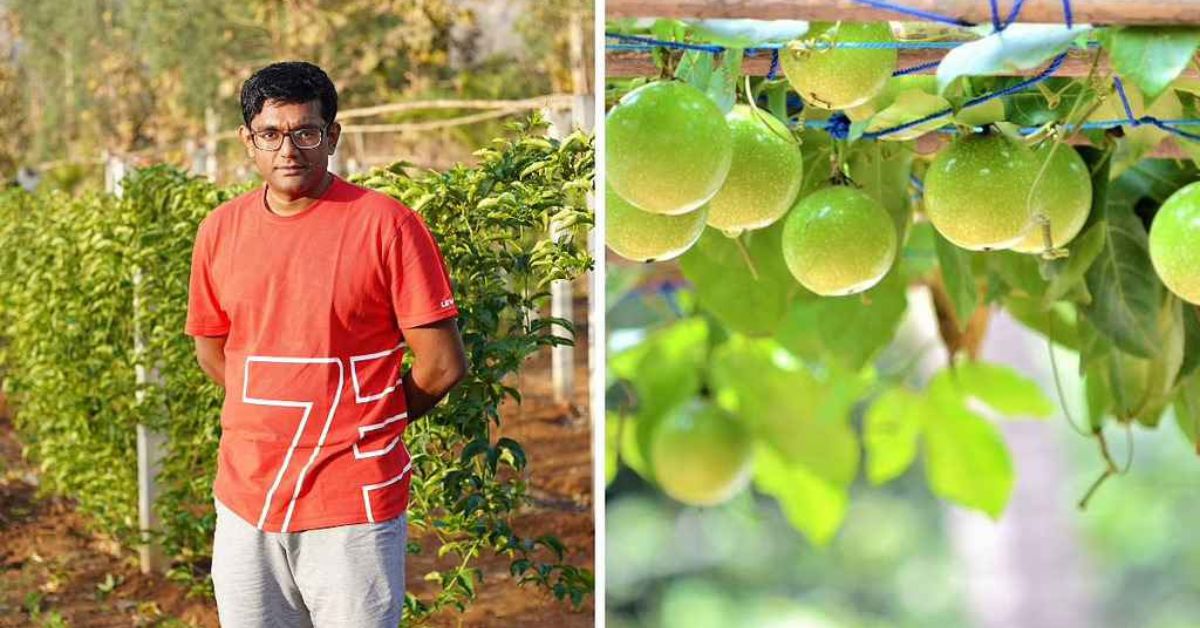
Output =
[{"x1": 249, "y1": 124, "x2": 329, "y2": 151}]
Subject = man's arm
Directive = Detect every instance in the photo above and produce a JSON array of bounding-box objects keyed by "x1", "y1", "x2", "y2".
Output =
[
  {"x1": 402, "y1": 318, "x2": 468, "y2": 421},
  {"x1": 194, "y1": 334, "x2": 228, "y2": 389}
]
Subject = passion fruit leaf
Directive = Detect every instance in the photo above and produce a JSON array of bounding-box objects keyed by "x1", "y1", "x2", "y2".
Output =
[
  {"x1": 936, "y1": 24, "x2": 1092, "y2": 94},
  {"x1": 680, "y1": 222, "x2": 801, "y2": 337},
  {"x1": 753, "y1": 444, "x2": 849, "y2": 546},
  {"x1": 1004, "y1": 297, "x2": 1082, "y2": 351},
  {"x1": 934, "y1": 231, "x2": 978, "y2": 330},
  {"x1": 1103, "y1": 26, "x2": 1200, "y2": 102},
  {"x1": 606, "y1": 412, "x2": 621, "y2": 485},
  {"x1": 864, "y1": 387, "x2": 923, "y2": 485},
  {"x1": 1081, "y1": 208, "x2": 1164, "y2": 359},
  {"x1": 847, "y1": 142, "x2": 915, "y2": 243},
  {"x1": 949, "y1": 361, "x2": 1056, "y2": 418},
  {"x1": 610, "y1": 317, "x2": 711, "y2": 481},
  {"x1": 777, "y1": 268, "x2": 908, "y2": 371},
  {"x1": 864, "y1": 90, "x2": 951, "y2": 141},
  {"x1": 921, "y1": 384, "x2": 1015, "y2": 519},
  {"x1": 1085, "y1": 360, "x2": 1114, "y2": 430},
  {"x1": 1042, "y1": 223, "x2": 1106, "y2": 306},
  {"x1": 1003, "y1": 78, "x2": 1098, "y2": 127},
  {"x1": 952, "y1": 98, "x2": 1006, "y2": 127},
  {"x1": 687, "y1": 19, "x2": 809, "y2": 46},
  {"x1": 1091, "y1": 86, "x2": 1184, "y2": 177},
  {"x1": 674, "y1": 50, "x2": 715, "y2": 94},
  {"x1": 988, "y1": 251, "x2": 1048, "y2": 301},
  {"x1": 706, "y1": 50, "x2": 742, "y2": 113},
  {"x1": 1174, "y1": 372, "x2": 1200, "y2": 447},
  {"x1": 1180, "y1": 305, "x2": 1200, "y2": 379},
  {"x1": 709, "y1": 336, "x2": 861, "y2": 488}
]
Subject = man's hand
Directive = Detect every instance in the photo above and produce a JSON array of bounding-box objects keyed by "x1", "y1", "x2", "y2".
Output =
[
  {"x1": 402, "y1": 318, "x2": 468, "y2": 421},
  {"x1": 194, "y1": 334, "x2": 228, "y2": 388}
]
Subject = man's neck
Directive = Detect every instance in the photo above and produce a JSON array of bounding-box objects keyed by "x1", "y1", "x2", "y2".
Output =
[{"x1": 266, "y1": 172, "x2": 334, "y2": 217}]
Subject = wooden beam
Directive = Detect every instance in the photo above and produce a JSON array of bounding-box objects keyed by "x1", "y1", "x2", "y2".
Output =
[
  {"x1": 607, "y1": 0, "x2": 1200, "y2": 25},
  {"x1": 607, "y1": 48, "x2": 1200, "y2": 78}
]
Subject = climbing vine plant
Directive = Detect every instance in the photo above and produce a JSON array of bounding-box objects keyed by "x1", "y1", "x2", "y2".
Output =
[{"x1": 605, "y1": 15, "x2": 1200, "y2": 545}]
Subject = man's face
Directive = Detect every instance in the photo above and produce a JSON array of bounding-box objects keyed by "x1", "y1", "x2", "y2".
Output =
[{"x1": 238, "y1": 99, "x2": 341, "y2": 199}]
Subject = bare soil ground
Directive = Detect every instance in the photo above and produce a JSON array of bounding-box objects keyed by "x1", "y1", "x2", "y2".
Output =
[{"x1": 0, "y1": 298, "x2": 594, "y2": 627}]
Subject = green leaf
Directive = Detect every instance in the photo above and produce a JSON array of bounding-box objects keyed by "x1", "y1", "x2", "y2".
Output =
[
  {"x1": 953, "y1": 98, "x2": 1006, "y2": 127},
  {"x1": 847, "y1": 142, "x2": 914, "y2": 243},
  {"x1": 710, "y1": 336, "x2": 861, "y2": 487},
  {"x1": 777, "y1": 268, "x2": 908, "y2": 371},
  {"x1": 1042, "y1": 223, "x2": 1106, "y2": 306},
  {"x1": 675, "y1": 51, "x2": 715, "y2": 94},
  {"x1": 1093, "y1": 87, "x2": 1184, "y2": 177},
  {"x1": 1173, "y1": 371, "x2": 1200, "y2": 449},
  {"x1": 1080, "y1": 209, "x2": 1163, "y2": 358},
  {"x1": 1181, "y1": 304, "x2": 1200, "y2": 379},
  {"x1": 1104, "y1": 27, "x2": 1200, "y2": 101},
  {"x1": 864, "y1": 388, "x2": 922, "y2": 484},
  {"x1": 753, "y1": 445, "x2": 848, "y2": 546},
  {"x1": 609, "y1": 318, "x2": 710, "y2": 479},
  {"x1": 706, "y1": 49, "x2": 743, "y2": 114},
  {"x1": 921, "y1": 389, "x2": 1014, "y2": 519},
  {"x1": 948, "y1": 361, "x2": 1056, "y2": 418},
  {"x1": 863, "y1": 90, "x2": 951, "y2": 141},
  {"x1": 680, "y1": 223, "x2": 801, "y2": 337},
  {"x1": 936, "y1": 25, "x2": 1092, "y2": 93},
  {"x1": 1005, "y1": 297, "x2": 1081, "y2": 351},
  {"x1": 1004, "y1": 78, "x2": 1097, "y2": 127},
  {"x1": 934, "y1": 232, "x2": 978, "y2": 329}
]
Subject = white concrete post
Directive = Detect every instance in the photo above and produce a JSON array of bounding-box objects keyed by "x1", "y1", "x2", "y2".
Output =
[
  {"x1": 110, "y1": 153, "x2": 169, "y2": 575},
  {"x1": 203, "y1": 107, "x2": 219, "y2": 182}
]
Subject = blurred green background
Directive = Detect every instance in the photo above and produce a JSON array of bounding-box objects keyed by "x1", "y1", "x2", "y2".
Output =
[{"x1": 606, "y1": 264, "x2": 1200, "y2": 628}]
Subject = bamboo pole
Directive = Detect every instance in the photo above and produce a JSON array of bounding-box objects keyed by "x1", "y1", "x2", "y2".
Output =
[
  {"x1": 606, "y1": 48, "x2": 1200, "y2": 78},
  {"x1": 606, "y1": 0, "x2": 1200, "y2": 25}
]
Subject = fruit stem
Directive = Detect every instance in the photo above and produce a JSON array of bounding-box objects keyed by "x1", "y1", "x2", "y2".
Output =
[{"x1": 731, "y1": 234, "x2": 761, "y2": 281}]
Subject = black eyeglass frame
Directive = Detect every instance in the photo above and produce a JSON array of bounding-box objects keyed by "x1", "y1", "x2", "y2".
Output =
[{"x1": 249, "y1": 123, "x2": 331, "y2": 151}]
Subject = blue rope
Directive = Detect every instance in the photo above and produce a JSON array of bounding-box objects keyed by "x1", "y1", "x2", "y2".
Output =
[
  {"x1": 1062, "y1": 0, "x2": 1074, "y2": 28},
  {"x1": 606, "y1": 32, "x2": 724, "y2": 53},
  {"x1": 892, "y1": 59, "x2": 943, "y2": 76},
  {"x1": 849, "y1": 0, "x2": 975, "y2": 27},
  {"x1": 861, "y1": 52, "x2": 1068, "y2": 139},
  {"x1": 1111, "y1": 76, "x2": 1200, "y2": 142},
  {"x1": 989, "y1": 0, "x2": 1004, "y2": 31},
  {"x1": 766, "y1": 49, "x2": 780, "y2": 80},
  {"x1": 1003, "y1": 0, "x2": 1028, "y2": 29}
]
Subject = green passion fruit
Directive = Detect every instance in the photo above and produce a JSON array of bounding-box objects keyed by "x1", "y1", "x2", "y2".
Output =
[
  {"x1": 705, "y1": 105, "x2": 805, "y2": 236},
  {"x1": 650, "y1": 401, "x2": 753, "y2": 507},
  {"x1": 1150, "y1": 181, "x2": 1200, "y2": 305},
  {"x1": 781, "y1": 185, "x2": 898, "y2": 296},
  {"x1": 924, "y1": 131, "x2": 1041, "y2": 251},
  {"x1": 606, "y1": 80, "x2": 733, "y2": 215},
  {"x1": 1012, "y1": 143, "x2": 1093, "y2": 254},
  {"x1": 606, "y1": 185, "x2": 708, "y2": 262},
  {"x1": 779, "y1": 21, "x2": 898, "y2": 111}
]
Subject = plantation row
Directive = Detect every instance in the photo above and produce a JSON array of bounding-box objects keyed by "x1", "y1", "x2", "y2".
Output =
[{"x1": 0, "y1": 117, "x2": 595, "y2": 618}]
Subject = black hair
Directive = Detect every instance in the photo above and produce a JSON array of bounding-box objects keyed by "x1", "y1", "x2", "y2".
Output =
[{"x1": 240, "y1": 61, "x2": 338, "y2": 127}]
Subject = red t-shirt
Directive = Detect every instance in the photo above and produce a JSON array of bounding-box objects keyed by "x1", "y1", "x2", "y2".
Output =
[{"x1": 185, "y1": 174, "x2": 458, "y2": 533}]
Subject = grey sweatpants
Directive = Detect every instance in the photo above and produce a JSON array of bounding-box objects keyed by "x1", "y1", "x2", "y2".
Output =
[{"x1": 211, "y1": 496, "x2": 407, "y2": 628}]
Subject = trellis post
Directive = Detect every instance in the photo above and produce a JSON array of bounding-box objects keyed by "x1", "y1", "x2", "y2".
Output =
[{"x1": 110, "y1": 152, "x2": 169, "y2": 575}]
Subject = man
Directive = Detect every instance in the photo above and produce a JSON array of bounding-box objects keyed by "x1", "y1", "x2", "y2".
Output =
[{"x1": 185, "y1": 61, "x2": 467, "y2": 627}]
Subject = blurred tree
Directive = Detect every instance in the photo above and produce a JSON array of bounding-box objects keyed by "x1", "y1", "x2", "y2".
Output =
[{"x1": 3, "y1": 0, "x2": 583, "y2": 174}]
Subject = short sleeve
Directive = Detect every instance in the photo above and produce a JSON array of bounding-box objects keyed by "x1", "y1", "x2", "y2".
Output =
[
  {"x1": 386, "y1": 211, "x2": 458, "y2": 329},
  {"x1": 185, "y1": 219, "x2": 231, "y2": 336}
]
